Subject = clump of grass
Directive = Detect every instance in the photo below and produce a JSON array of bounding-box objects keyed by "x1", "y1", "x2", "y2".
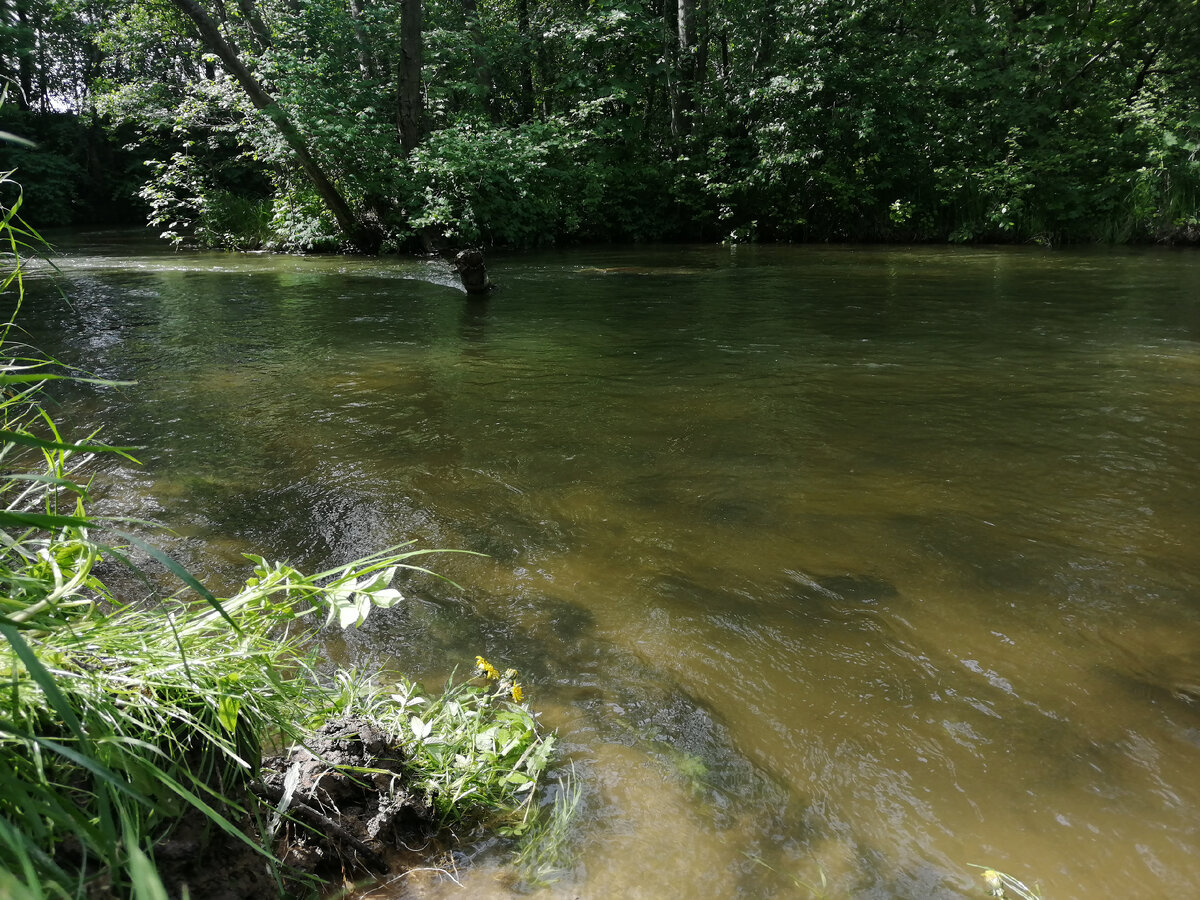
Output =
[
  {"x1": 336, "y1": 659, "x2": 579, "y2": 888},
  {"x1": 513, "y1": 766, "x2": 581, "y2": 889},
  {"x1": 0, "y1": 535, "x2": 453, "y2": 895},
  {"x1": 363, "y1": 656, "x2": 556, "y2": 835}
]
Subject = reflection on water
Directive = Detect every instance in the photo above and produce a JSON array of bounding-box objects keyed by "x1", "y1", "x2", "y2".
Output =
[{"x1": 19, "y1": 233, "x2": 1200, "y2": 898}]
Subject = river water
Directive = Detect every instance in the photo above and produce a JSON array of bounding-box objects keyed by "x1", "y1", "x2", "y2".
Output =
[{"x1": 18, "y1": 233, "x2": 1200, "y2": 898}]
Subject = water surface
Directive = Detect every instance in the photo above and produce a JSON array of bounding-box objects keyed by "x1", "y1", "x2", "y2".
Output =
[{"x1": 19, "y1": 233, "x2": 1200, "y2": 898}]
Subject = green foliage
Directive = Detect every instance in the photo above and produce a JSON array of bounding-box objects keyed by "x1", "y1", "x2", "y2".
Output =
[
  {"x1": 139, "y1": 152, "x2": 276, "y2": 250},
  {"x1": 23, "y1": 0, "x2": 1200, "y2": 246},
  {"x1": 138, "y1": 150, "x2": 205, "y2": 246},
  {"x1": 366, "y1": 657, "x2": 554, "y2": 833},
  {"x1": 0, "y1": 146, "x2": 83, "y2": 227},
  {"x1": 267, "y1": 182, "x2": 341, "y2": 252},
  {"x1": 0, "y1": 108, "x2": 145, "y2": 228},
  {"x1": 409, "y1": 120, "x2": 570, "y2": 247},
  {"x1": 199, "y1": 191, "x2": 274, "y2": 250}
]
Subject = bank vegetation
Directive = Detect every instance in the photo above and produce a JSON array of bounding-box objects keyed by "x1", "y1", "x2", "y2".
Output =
[
  {"x1": 0, "y1": 177, "x2": 571, "y2": 897},
  {"x1": 0, "y1": 0, "x2": 1197, "y2": 250}
]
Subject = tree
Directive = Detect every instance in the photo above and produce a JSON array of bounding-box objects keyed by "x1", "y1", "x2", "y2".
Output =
[
  {"x1": 12, "y1": 0, "x2": 1195, "y2": 246},
  {"x1": 167, "y1": 0, "x2": 381, "y2": 252},
  {"x1": 397, "y1": 0, "x2": 422, "y2": 153}
]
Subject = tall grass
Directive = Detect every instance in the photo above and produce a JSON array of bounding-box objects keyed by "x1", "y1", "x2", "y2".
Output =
[{"x1": 0, "y1": 386, "x2": 452, "y2": 895}]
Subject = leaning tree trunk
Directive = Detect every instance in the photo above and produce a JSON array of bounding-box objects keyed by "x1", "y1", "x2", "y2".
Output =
[{"x1": 168, "y1": 0, "x2": 382, "y2": 254}]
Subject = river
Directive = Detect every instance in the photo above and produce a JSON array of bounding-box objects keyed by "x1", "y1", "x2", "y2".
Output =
[{"x1": 18, "y1": 232, "x2": 1200, "y2": 898}]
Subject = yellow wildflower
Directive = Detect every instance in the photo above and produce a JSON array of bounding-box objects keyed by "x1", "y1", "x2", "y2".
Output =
[
  {"x1": 475, "y1": 655, "x2": 499, "y2": 681},
  {"x1": 981, "y1": 870, "x2": 1003, "y2": 897},
  {"x1": 511, "y1": 683, "x2": 524, "y2": 703}
]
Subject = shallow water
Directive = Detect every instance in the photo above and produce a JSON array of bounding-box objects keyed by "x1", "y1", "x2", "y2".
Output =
[{"x1": 18, "y1": 233, "x2": 1200, "y2": 898}]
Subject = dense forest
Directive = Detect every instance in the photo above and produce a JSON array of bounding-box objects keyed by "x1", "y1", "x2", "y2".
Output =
[{"x1": 2, "y1": 0, "x2": 1198, "y2": 250}]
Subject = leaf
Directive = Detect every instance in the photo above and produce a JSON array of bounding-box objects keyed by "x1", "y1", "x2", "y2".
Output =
[
  {"x1": 0, "y1": 428, "x2": 139, "y2": 461},
  {"x1": 337, "y1": 596, "x2": 360, "y2": 629},
  {"x1": 126, "y1": 838, "x2": 171, "y2": 900},
  {"x1": 474, "y1": 727, "x2": 498, "y2": 753},
  {"x1": 3, "y1": 472, "x2": 92, "y2": 497},
  {"x1": 0, "y1": 373, "x2": 133, "y2": 387},
  {"x1": 410, "y1": 716, "x2": 431, "y2": 741},
  {"x1": 0, "y1": 510, "x2": 94, "y2": 530},
  {"x1": 217, "y1": 696, "x2": 241, "y2": 733},
  {"x1": 368, "y1": 586, "x2": 403, "y2": 608},
  {"x1": 0, "y1": 130, "x2": 36, "y2": 148}
]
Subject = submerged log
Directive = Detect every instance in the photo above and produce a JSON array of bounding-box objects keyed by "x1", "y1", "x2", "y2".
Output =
[{"x1": 454, "y1": 249, "x2": 493, "y2": 295}]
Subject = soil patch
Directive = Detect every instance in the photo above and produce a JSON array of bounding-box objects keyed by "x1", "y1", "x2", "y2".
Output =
[{"x1": 153, "y1": 716, "x2": 438, "y2": 899}]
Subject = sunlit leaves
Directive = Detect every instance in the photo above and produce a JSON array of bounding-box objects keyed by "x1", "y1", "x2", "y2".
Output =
[
  {"x1": 68, "y1": 0, "x2": 1200, "y2": 244},
  {"x1": 367, "y1": 667, "x2": 555, "y2": 833},
  {"x1": 323, "y1": 566, "x2": 403, "y2": 629}
]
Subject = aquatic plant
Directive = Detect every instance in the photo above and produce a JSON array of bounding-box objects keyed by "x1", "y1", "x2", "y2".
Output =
[
  {"x1": 513, "y1": 765, "x2": 581, "y2": 889},
  {"x1": 970, "y1": 864, "x2": 1042, "y2": 899},
  {"x1": 745, "y1": 853, "x2": 831, "y2": 898}
]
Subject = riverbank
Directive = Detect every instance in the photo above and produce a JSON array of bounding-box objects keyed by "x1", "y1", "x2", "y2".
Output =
[
  {"x1": 0, "y1": 518, "x2": 562, "y2": 898},
  {"x1": 0, "y1": 200, "x2": 564, "y2": 897}
]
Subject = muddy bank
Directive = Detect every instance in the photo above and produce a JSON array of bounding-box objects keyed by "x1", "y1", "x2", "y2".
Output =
[{"x1": 154, "y1": 717, "x2": 438, "y2": 899}]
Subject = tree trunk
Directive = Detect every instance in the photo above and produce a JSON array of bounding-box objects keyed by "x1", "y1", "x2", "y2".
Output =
[
  {"x1": 15, "y1": 0, "x2": 33, "y2": 110},
  {"x1": 167, "y1": 0, "x2": 381, "y2": 253},
  {"x1": 693, "y1": 0, "x2": 708, "y2": 105},
  {"x1": 235, "y1": 0, "x2": 273, "y2": 53},
  {"x1": 0, "y1": 0, "x2": 10, "y2": 93},
  {"x1": 347, "y1": 0, "x2": 379, "y2": 79},
  {"x1": 662, "y1": 0, "x2": 680, "y2": 136},
  {"x1": 751, "y1": 0, "x2": 775, "y2": 77},
  {"x1": 516, "y1": 0, "x2": 534, "y2": 118},
  {"x1": 677, "y1": 0, "x2": 695, "y2": 61},
  {"x1": 460, "y1": 0, "x2": 492, "y2": 115},
  {"x1": 397, "y1": 0, "x2": 423, "y2": 154},
  {"x1": 674, "y1": 0, "x2": 695, "y2": 132}
]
